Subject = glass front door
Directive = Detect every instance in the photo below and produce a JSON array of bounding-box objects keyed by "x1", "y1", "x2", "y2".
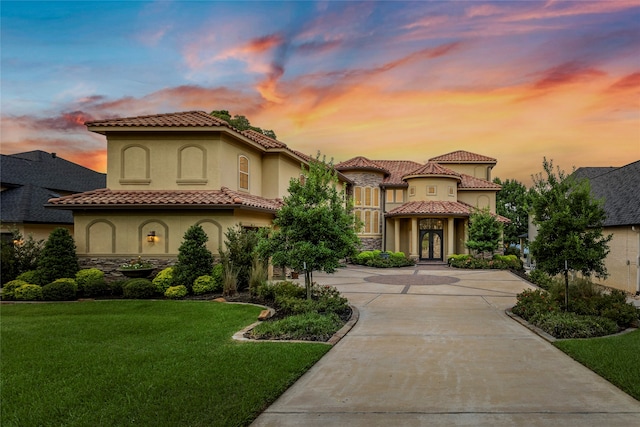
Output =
[{"x1": 420, "y1": 230, "x2": 443, "y2": 261}]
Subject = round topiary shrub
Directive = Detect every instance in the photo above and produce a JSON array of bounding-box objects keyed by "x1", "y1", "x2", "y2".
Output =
[
  {"x1": 13, "y1": 284, "x2": 43, "y2": 301},
  {"x1": 164, "y1": 285, "x2": 188, "y2": 299},
  {"x1": 16, "y1": 270, "x2": 42, "y2": 286},
  {"x1": 1, "y1": 280, "x2": 29, "y2": 300},
  {"x1": 152, "y1": 267, "x2": 174, "y2": 294},
  {"x1": 76, "y1": 268, "x2": 108, "y2": 297},
  {"x1": 42, "y1": 278, "x2": 78, "y2": 301},
  {"x1": 123, "y1": 278, "x2": 156, "y2": 299},
  {"x1": 193, "y1": 275, "x2": 219, "y2": 295},
  {"x1": 108, "y1": 279, "x2": 127, "y2": 296}
]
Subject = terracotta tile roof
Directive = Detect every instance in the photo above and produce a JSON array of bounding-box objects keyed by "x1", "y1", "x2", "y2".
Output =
[
  {"x1": 403, "y1": 162, "x2": 461, "y2": 179},
  {"x1": 241, "y1": 129, "x2": 287, "y2": 149},
  {"x1": 429, "y1": 150, "x2": 497, "y2": 164},
  {"x1": 46, "y1": 187, "x2": 282, "y2": 212},
  {"x1": 459, "y1": 174, "x2": 502, "y2": 190},
  {"x1": 386, "y1": 201, "x2": 510, "y2": 223},
  {"x1": 336, "y1": 156, "x2": 389, "y2": 175},
  {"x1": 374, "y1": 160, "x2": 422, "y2": 185},
  {"x1": 85, "y1": 111, "x2": 229, "y2": 128}
]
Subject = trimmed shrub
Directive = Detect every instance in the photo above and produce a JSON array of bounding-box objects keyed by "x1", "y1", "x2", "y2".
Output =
[
  {"x1": 1, "y1": 280, "x2": 29, "y2": 300},
  {"x1": 211, "y1": 263, "x2": 223, "y2": 290},
  {"x1": 42, "y1": 278, "x2": 78, "y2": 301},
  {"x1": 173, "y1": 225, "x2": 214, "y2": 292},
  {"x1": 511, "y1": 288, "x2": 559, "y2": 320},
  {"x1": 16, "y1": 270, "x2": 42, "y2": 286},
  {"x1": 449, "y1": 254, "x2": 522, "y2": 270},
  {"x1": 165, "y1": 285, "x2": 188, "y2": 299},
  {"x1": 123, "y1": 279, "x2": 156, "y2": 299},
  {"x1": 528, "y1": 269, "x2": 554, "y2": 290},
  {"x1": 76, "y1": 268, "x2": 108, "y2": 297},
  {"x1": 529, "y1": 312, "x2": 618, "y2": 339},
  {"x1": 152, "y1": 267, "x2": 175, "y2": 294},
  {"x1": 36, "y1": 228, "x2": 79, "y2": 285},
  {"x1": 108, "y1": 279, "x2": 127, "y2": 296},
  {"x1": 192, "y1": 275, "x2": 219, "y2": 295},
  {"x1": 13, "y1": 284, "x2": 43, "y2": 301},
  {"x1": 352, "y1": 250, "x2": 415, "y2": 268},
  {"x1": 258, "y1": 281, "x2": 305, "y2": 302}
]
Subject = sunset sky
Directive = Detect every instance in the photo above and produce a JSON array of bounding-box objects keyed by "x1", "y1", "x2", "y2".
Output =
[{"x1": 2, "y1": 0, "x2": 639, "y2": 185}]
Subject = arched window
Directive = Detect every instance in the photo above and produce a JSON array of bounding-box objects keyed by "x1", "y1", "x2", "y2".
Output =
[{"x1": 239, "y1": 155, "x2": 249, "y2": 191}]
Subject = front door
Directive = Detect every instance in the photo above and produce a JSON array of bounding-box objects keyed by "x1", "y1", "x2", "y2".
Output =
[{"x1": 419, "y1": 230, "x2": 443, "y2": 261}]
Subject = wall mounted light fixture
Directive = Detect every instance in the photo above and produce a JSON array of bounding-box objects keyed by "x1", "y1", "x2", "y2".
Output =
[{"x1": 147, "y1": 231, "x2": 156, "y2": 243}]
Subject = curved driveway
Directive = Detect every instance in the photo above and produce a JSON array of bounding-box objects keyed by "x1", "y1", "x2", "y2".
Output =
[{"x1": 252, "y1": 266, "x2": 640, "y2": 426}]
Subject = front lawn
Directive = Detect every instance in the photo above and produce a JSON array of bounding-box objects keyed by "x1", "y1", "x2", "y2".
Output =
[
  {"x1": 1, "y1": 301, "x2": 330, "y2": 426},
  {"x1": 554, "y1": 329, "x2": 640, "y2": 400}
]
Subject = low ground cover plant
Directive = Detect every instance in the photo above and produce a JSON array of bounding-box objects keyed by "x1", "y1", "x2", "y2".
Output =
[
  {"x1": 448, "y1": 253, "x2": 523, "y2": 270},
  {"x1": 249, "y1": 281, "x2": 350, "y2": 341},
  {"x1": 511, "y1": 277, "x2": 639, "y2": 339},
  {"x1": 1, "y1": 301, "x2": 330, "y2": 426},
  {"x1": 352, "y1": 250, "x2": 415, "y2": 268}
]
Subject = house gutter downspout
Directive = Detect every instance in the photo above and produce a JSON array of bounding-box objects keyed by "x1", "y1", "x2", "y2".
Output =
[{"x1": 634, "y1": 225, "x2": 640, "y2": 295}]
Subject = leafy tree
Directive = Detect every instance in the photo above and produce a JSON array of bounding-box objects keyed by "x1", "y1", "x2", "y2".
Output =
[
  {"x1": 173, "y1": 225, "x2": 214, "y2": 292},
  {"x1": 260, "y1": 153, "x2": 360, "y2": 298},
  {"x1": 530, "y1": 158, "x2": 612, "y2": 278},
  {"x1": 494, "y1": 177, "x2": 532, "y2": 247},
  {"x1": 466, "y1": 208, "x2": 503, "y2": 257},
  {"x1": 36, "y1": 228, "x2": 79, "y2": 285},
  {"x1": 210, "y1": 110, "x2": 277, "y2": 139}
]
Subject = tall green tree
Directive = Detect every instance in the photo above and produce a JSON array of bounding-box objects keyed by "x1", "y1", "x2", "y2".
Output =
[
  {"x1": 530, "y1": 158, "x2": 612, "y2": 278},
  {"x1": 221, "y1": 225, "x2": 263, "y2": 291},
  {"x1": 0, "y1": 229, "x2": 44, "y2": 284},
  {"x1": 466, "y1": 208, "x2": 503, "y2": 257},
  {"x1": 36, "y1": 228, "x2": 78, "y2": 285},
  {"x1": 210, "y1": 110, "x2": 277, "y2": 139},
  {"x1": 260, "y1": 154, "x2": 360, "y2": 297},
  {"x1": 173, "y1": 225, "x2": 214, "y2": 292},
  {"x1": 494, "y1": 177, "x2": 532, "y2": 246}
]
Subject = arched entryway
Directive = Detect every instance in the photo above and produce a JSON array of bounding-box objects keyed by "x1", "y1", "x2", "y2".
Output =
[{"x1": 419, "y1": 219, "x2": 444, "y2": 261}]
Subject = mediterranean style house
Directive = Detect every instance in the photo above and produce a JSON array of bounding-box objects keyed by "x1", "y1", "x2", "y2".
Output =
[
  {"x1": 336, "y1": 151, "x2": 507, "y2": 260},
  {"x1": 47, "y1": 110, "x2": 506, "y2": 272},
  {"x1": 1, "y1": 150, "x2": 105, "y2": 242}
]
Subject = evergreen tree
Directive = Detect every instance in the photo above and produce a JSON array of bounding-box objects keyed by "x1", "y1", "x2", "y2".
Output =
[
  {"x1": 494, "y1": 177, "x2": 532, "y2": 247},
  {"x1": 173, "y1": 225, "x2": 214, "y2": 292},
  {"x1": 466, "y1": 208, "x2": 503, "y2": 257},
  {"x1": 222, "y1": 226, "x2": 263, "y2": 291},
  {"x1": 530, "y1": 158, "x2": 612, "y2": 278},
  {"x1": 36, "y1": 228, "x2": 79, "y2": 285}
]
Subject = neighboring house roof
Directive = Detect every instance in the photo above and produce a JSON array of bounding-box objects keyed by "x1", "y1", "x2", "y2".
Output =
[
  {"x1": 1, "y1": 151, "x2": 106, "y2": 225},
  {"x1": 46, "y1": 187, "x2": 283, "y2": 213},
  {"x1": 579, "y1": 160, "x2": 640, "y2": 227},
  {"x1": 385, "y1": 200, "x2": 509, "y2": 222},
  {"x1": 428, "y1": 150, "x2": 497, "y2": 164},
  {"x1": 573, "y1": 166, "x2": 619, "y2": 181}
]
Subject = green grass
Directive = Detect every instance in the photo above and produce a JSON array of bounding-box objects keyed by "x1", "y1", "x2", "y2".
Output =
[
  {"x1": 1, "y1": 301, "x2": 330, "y2": 426},
  {"x1": 554, "y1": 329, "x2": 640, "y2": 400}
]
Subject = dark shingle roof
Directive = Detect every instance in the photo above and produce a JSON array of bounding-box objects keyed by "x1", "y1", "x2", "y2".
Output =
[
  {"x1": 581, "y1": 160, "x2": 640, "y2": 227},
  {"x1": 1, "y1": 151, "x2": 106, "y2": 224}
]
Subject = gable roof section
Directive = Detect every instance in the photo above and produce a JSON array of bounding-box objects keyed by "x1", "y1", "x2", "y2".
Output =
[
  {"x1": 336, "y1": 156, "x2": 389, "y2": 175},
  {"x1": 429, "y1": 150, "x2": 497, "y2": 164},
  {"x1": 46, "y1": 187, "x2": 283, "y2": 212},
  {"x1": 386, "y1": 200, "x2": 509, "y2": 222},
  {"x1": 85, "y1": 110, "x2": 229, "y2": 129},
  {"x1": 584, "y1": 160, "x2": 640, "y2": 226},
  {"x1": 403, "y1": 162, "x2": 461, "y2": 180}
]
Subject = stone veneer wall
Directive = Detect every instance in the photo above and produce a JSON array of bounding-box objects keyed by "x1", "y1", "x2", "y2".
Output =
[
  {"x1": 80, "y1": 257, "x2": 177, "y2": 281},
  {"x1": 359, "y1": 237, "x2": 383, "y2": 251},
  {"x1": 345, "y1": 171, "x2": 384, "y2": 187}
]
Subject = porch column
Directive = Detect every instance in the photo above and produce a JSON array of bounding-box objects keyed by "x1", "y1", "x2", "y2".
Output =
[
  {"x1": 464, "y1": 219, "x2": 469, "y2": 254},
  {"x1": 394, "y1": 218, "x2": 401, "y2": 253},
  {"x1": 447, "y1": 217, "x2": 455, "y2": 257},
  {"x1": 411, "y1": 217, "x2": 418, "y2": 258}
]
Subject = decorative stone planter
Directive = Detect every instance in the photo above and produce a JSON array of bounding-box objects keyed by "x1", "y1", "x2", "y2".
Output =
[{"x1": 118, "y1": 268, "x2": 154, "y2": 279}]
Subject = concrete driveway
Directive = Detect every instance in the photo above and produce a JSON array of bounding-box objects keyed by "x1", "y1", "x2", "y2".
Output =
[{"x1": 252, "y1": 265, "x2": 640, "y2": 426}]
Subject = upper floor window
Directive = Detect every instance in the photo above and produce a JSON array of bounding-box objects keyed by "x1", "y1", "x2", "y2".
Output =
[
  {"x1": 239, "y1": 155, "x2": 249, "y2": 191},
  {"x1": 427, "y1": 185, "x2": 437, "y2": 196},
  {"x1": 354, "y1": 186, "x2": 379, "y2": 207},
  {"x1": 386, "y1": 189, "x2": 405, "y2": 203}
]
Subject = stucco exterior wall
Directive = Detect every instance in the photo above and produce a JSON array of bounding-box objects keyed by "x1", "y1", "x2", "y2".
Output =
[
  {"x1": 73, "y1": 209, "x2": 274, "y2": 258},
  {"x1": 262, "y1": 153, "x2": 304, "y2": 200},
  {"x1": 593, "y1": 226, "x2": 640, "y2": 294},
  {"x1": 0, "y1": 223, "x2": 73, "y2": 243},
  {"x1": 442, "y1": 163, "x2": 493, "y2": 180},
  {"x1": 457, "y1": 190, "x2": 496, "y2": 213},
  {"x1": 406, "y1": 177, "x2": 459, "y2": 202}
]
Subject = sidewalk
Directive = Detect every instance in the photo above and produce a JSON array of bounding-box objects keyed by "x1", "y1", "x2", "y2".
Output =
[{"x1": 252, "y1": 266, "x2": 640, "y2": 426}]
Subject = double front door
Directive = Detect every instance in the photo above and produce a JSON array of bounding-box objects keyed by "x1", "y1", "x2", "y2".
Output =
[{"x1": 419, "y1": 230, "x2": 443, "y2": 261}]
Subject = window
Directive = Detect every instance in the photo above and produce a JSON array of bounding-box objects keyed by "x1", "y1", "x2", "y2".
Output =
[
  {"x1": 395, "y1": 189, "x2": 403, "y2": 203},
  {"x1": 365, "y1": 188, "x2": 371, "y2": 206},
  {"x1": 386, "y1": 190, "x2": 394, "y2": 203},
  {"x1": 299, "y1": 174, "x2": 306, "y2": 185},
  {"x1": 373, "y1": 188, "x2": 379, "y2": 207},
  {"x1": 239, "y1": 155, "x2": 249, "y2": 190},
  {"x1": 354, "y1": 187, "x2": 362, "y2": 206},
  {"x1": 448, "y1": 186, "x2": 455, "y2": 197},
  {"x1": 409, "y1": 186, "x2": 416, "y2": 197},
  {"x1": 427, "y1": 186, "x2": 437, "y2": 195},
  {"x1": 364, "y1": 211, "x2": 371, "y2": 233}
]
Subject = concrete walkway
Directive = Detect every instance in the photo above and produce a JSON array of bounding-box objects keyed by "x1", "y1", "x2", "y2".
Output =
[{"x1": 252, "y1": 265, "x2": 640, "y2": 426}]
